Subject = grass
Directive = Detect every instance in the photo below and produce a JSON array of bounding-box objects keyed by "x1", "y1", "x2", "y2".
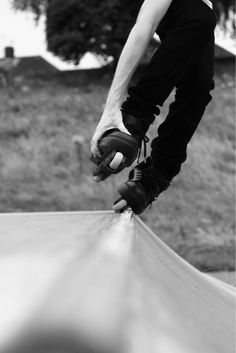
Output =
[{"x1": 0, "y1": 66, "x2": 235, "y2": 271}]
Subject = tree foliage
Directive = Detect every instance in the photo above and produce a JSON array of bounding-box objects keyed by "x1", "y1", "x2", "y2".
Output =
[
  {"x1": 214, "y1": 0, "x2": 235, "y2": 21},
  {"x1": 46, "y1": 0, "x2": 134, "y2": 64},
  {"x1": 12, "y1": 0, "x2": 47, "y2": 19},
  {"x1": 12, "y1": 0, "x2": 235, "y2": 64}
]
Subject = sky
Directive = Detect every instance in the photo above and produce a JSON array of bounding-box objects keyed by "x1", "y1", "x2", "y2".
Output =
[{"x1": 0, "y1": 0, "x2": 235, "y2": 71}]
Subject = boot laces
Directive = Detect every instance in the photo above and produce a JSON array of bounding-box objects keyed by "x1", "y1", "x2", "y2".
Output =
[{"x1": 137, "y1": 135, "x2": 149, "y2": 163}]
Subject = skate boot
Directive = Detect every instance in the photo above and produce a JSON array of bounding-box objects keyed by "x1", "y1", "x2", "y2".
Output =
[
  {"x1": 113, "y1": 158, "x2": 171, "y2": 215},
  {"x1": 91, "y1": 112, "x2": 151, "y2": 182}
]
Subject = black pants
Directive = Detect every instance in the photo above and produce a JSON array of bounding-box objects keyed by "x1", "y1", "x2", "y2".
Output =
[{"x1": 122, "y1": 0, "x2": 217, "y2": 180}]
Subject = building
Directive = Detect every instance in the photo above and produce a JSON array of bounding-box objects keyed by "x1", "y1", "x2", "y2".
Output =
[{"x1": 0, "y1": 47, "x2": 59, "y2": 80}]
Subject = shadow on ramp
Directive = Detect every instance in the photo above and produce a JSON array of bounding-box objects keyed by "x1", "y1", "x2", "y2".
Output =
[{"x1": 4, "y1": 330, "x2": 116, "y2": 353}]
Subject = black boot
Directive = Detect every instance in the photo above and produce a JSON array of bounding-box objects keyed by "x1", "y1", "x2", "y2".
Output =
[
  {"x1": 122, "y1": 111, "x2": 151, "y2": 162},
  {"x1": 113, "y1": 158, "x2": 171, "y2": 215},
  {"x1": 91, "y1": 112, "x2": 152, "y2": 182}
]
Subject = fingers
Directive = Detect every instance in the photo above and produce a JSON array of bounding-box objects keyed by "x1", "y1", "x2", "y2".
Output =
[
  {"x1": 94, "y1": 175, "x2": 102, "y2": 182},
  {"x1": 91, "y1": 134, "x2": 102, "y2": 158},
  {"x1": 91, "y1": 119, "x2": 130, "y2": 158},
  {"x1": 118, "y1": 122, "x2": 131, "y2": 136}
]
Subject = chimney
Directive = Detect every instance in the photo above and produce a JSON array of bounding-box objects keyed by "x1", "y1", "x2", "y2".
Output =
[{"x1": 5, "y1": 46, "x2": 15, "y2": 59}]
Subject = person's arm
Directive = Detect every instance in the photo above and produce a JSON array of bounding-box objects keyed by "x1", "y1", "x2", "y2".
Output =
[{"x1": 91, "y1": 0, "x2": 173, "y2": 157}]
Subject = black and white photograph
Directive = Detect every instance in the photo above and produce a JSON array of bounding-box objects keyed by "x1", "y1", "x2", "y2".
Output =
[{"x1": 0, "y1": 0, "x2": 235, "y2": 352}]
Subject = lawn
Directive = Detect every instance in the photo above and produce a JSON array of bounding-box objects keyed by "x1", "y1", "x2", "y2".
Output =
[{"x1": 0, "y1": 65, "x2": 234, "y2": 271}]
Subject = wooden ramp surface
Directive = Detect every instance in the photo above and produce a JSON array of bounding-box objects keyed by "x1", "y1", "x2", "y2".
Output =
[{"x1": 0, "y1": 211, "x2": 235, "y2": 353}]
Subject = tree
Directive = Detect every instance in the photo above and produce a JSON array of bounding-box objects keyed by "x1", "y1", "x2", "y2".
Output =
[
  {"x1": 12, "y1": 0, "x2": 134, "y2": 65},
  {"x1": 213, "y1": 0, "x2": 235, "y2": 22},
  {"x1": 12, "y1": 0, "x2": 47, "y2": 19},
  {"x1": 46, "y1": 0, "x2": 134, "y2": 65},
  {"x1": 12, "y1": 0, "x2": 235, "y2": 65}
]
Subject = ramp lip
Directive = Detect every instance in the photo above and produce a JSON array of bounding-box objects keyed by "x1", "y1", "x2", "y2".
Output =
[{"x1": 0, "y1": 210, "x2": 116, "y2": 217}]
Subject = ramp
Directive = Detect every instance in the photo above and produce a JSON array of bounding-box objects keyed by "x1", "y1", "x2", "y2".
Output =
[{"x1": 0, "y1": 211, "x2": 235, "y2": 353}]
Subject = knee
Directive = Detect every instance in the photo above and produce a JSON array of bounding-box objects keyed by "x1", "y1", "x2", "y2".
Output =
[
  {"x1": 182, "y1": 78, "x2": 215, "y2": 109},
  {"x1": 191, "y1": 88, "x2": 214, "y2": 108},
  {"x1": 198, "y1": 77, "x2": 214, "y2": 99},
  {"x1": 199, "y1": 79, "x2": 215, "y2": 105},
  {"x1": 206, "y1": 79, "x2": 215, "y2": 104}
]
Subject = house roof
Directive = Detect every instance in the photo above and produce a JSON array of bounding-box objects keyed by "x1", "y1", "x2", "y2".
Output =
[
  {"x1": 15, "y1": 56, "x2": 59, "y2": 75},
  {"x1": 0, "y1": 55, "x2": 59, "y2": 75},
  {"x1": 214, "y1": 39, "x2": 236, "y2": 59}
]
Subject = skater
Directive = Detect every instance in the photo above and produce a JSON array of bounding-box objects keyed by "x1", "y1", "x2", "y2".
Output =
[{"x1": 90, "y1": 0, "x2": 216, "y2": 215}]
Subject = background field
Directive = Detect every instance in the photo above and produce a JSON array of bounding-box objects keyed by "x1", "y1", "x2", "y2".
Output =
[{"x1": 0, "y1": 64, "x2": 235, "y2": 272}]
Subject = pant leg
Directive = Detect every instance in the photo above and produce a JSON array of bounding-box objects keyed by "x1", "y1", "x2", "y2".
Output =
[
  {"x1": 121, "y1": 0, "x2": 216, "y2": 124},
  {"x1": 150, "y1": 32, "x2": 215, "y2": 180}
]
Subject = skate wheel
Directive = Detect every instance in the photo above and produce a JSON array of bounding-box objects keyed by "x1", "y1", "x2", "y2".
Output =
[
  {"x1": 113, "y1": 199, "x2": 128, "y2": 213},
  {"x1": 109, "y1": 152, "x2": 124, "y2": 170}
]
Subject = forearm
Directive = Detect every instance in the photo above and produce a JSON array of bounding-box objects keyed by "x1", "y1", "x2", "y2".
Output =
[
  {"x1": 104, "y1": 22, "x2": 155, "y2": 111},
  {"x1": 91, "y1": 0, "x2": 173, "y2": 156},
  {"x1": 104, "y1": 0, "x2": 173, "y2": 111}
]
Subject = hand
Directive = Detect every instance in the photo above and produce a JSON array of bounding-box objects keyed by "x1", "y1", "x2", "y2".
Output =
[{"x1": 91, "y1": 108, "x2": 130, "y2": 158}]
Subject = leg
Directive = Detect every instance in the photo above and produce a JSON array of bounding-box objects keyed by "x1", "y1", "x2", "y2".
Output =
[
  {"x1": 114, "y1": 1, "x2": 216, "y2": 214},
  {"x1": 150, "y1": 33, "x2": 215, "y2": 180},
  {"x1": 121, "y1": 0, "x2": 216, "y2": 124}
]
